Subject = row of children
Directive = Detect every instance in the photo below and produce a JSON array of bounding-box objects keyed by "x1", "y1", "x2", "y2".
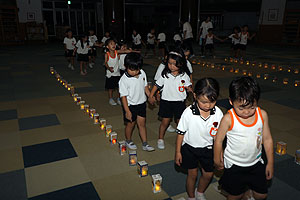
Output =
[{"x1": 118, "y1": 46, "x2": 273, "y2": 200}]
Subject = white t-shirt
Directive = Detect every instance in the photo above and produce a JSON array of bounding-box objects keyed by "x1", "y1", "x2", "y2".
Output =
[
  {"x1": 240, "y1": 32, "x2": 249, "y2": 45},
  {"x1": 147, "y1": 33, "x2": 155, "y2": 44},
  {"x1": 63, "y1": 37, "x2": 76, "y2": 50},
  {"x1": 224, "y1": 108, "x2": 264, "y2": 168},
  {"x1": 205, "y1": 34, "x2": 214, "y2": 45},
  {"x1": 155, "y1": 72, "x2": 192, "y2": 101},
  {"x1": 200, "y1": 21, "x2": 213, "y2": 39},
  {"x1": 106, "y1": 51, "x2": 120, "y2": 78},
  {"x1": 101, "y1": 36, "x2": 109, "y2": 44},
  {"x1": 228, "y1": 33, "x2": 240, "y2": 45},
  {"x1": 155, "y1": 62, "x2": 192, "y2": 82},
  {"x1": 183, "y1": 22, "x2": 193, "y2": 39},
  {"x1": 173, "y1": 34, "x2": 181, "y2": 42},
  {"x1": 75, "y1": 40, "x2": 89, "y2": 54},
  {"x1": 119, "y1": 54, "x2": 126, "y2": 71},
  {"x1": 177, "y1": 104, "x2": 223, "y2": 148},
  {"x1": 132, "y1": 34, "x2": 142, "y2": 45},
  {"x1": 89, "y1": 35, "x2": 98, "y2": 46},
  {"x1": 119, "y1": 69, "x2": 148, "y2": 106},
  {"x1": 157, "y1": 33, "x2": 166, "y2": 42}
]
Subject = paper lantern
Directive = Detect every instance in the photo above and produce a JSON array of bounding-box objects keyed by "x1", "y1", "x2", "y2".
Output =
[
  {"x1": 294, "y1": 69, "x2": 299, "y2": 74},
  {"x1": 234, "y1": 68, "x2": 239, "y2": 74},
  {"x1": 256, "y1": 74, "x2": 261, "y2": 79},
  {"x1": 67, "y1": 84, "x2": 71, "y2": 90},
  {"x1": 246, "y1": 60, "x2": 250, "y2": 66},
  {"x1": 73, "y1": 94, "x2": 78, "y2": 102},
  {"x1": 276, "y1": 141, "x2": 287, "y2": 155},
  {"x1": 242, "y1": 70, "x2": 247, "y2": 76},
  {"x1": 264, "y1": 63, "x2": 268, "y2": 69},
  {"x1": 106, "y1": 125, "x2": 112, "y2": 137},
  {"x1": 224, "y1": 57, "x2": 228, "y2": 62},
  {"x1": 248, "y1": 72, "x2": 253, "y2": 77},
  {"x1": 89, "y1": 108, "x2": 96, "y2": 118},
  {"x1": 271, "y1": 64, "x2": 276, "y2": 70},
  {"x1": 221, "y1": 66, "x2": 225, "y2": 71},
  {"x1": 110, "y1": 132, "x2": 117, "y2": 145},
  {"x1": 50, "y1": 67, "x2": 55, "y2": 74},
  {"x1": 152, "y1": 174, "x2": 162, "y2": 193},
  {"x1": 258, "y1": 63, "x2": 262, "y2": 68},
  {"x1": 129, "y1": 150, "x2": 137, "y2": 166},
  {"x1": 295, "y1": 149, "x2": 300, "y2": 165},
  {"x1": 263, "y1": 74, "x2": 269, "y2": 80},
  {"x1": 93, "y1": 113, "x2": 99, "y2": 124},
  {"x1": 278, "y1": 66, "x2": 283, "y2": 71},
  {"x1": 137, "y1": 161, "x2": 148, "y2": 177},
  {"x1": 283, "y1": 78, "x2": 289, "y2": 85},
  {"x1": 229, "y1": 68, "x2": 234, "y2": 73},
  {"x1": 252, "y1": 62, "x2": 256, "y2": 67},
  {"x1": 294, "y1": 80, "x2": 300, "y2": 87},
  {"x1": 70, "y1": 86, "x2": 75, "y2": 96},
  {"x1": 272, "y1": 76, "x2": 277, "y2": 83},
  {"x1": 119, "y1": 141, "x2": 127, "y2": 155},
  {"x1": 240, "y1": 60, "x2": 244, "y2": 65},
  {"x1": 100, "y1": 118, "x2": 106, "y2": 130},
  {"x1": 84, "y1": 104, "x2": 90, "y2": 114},
  {"x1": 79, "y1": 101, "x2": 85, "y2": 110}
]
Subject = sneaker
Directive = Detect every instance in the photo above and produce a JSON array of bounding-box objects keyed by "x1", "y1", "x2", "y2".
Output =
[
  {"x1": 195, "y1": 189, "x2": 207, "y2": 200},
  {"x1": 109, "y1": 98, "x2": 117, "y2": 106},
  {"x1": 70, "y1": 65, "x2": 75, "y2": 70},
  {"x1": 167, "y1": 124, "x2": 176, "y2": 132},
  {"x1": 68, "y1": 63, "x2": 72, "y2": 68},
  {"x1": 89, "y1": 63, "x2": 93, "y2": 68},
  {"x1": 142, "y1": 144, "x2": 155, "y2": 152},
  {"x1": 157, "y1": 139, "x2": 165, "y2": 150},
  {"x1": 117, "y1": 98, "x2": 121, "y2": 105},
  {"x1": 80, "y1": 71, "x2": 86, "y2": 76},
  {"x1": 126, "y1": 141, "x2": 137, "y2": 150}
]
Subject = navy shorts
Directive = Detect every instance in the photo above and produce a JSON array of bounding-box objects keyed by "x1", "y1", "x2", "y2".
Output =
[
  {"x1": 122, "y1": 102, "x2": 146, "y2": 122},
  {"x1": 65, "y1": 49, "x2": 75, "y2": 57},
  {"x1": 238, "y1": 44, "x2": 247, "y2": 50},
  {"x1": 147, "y1": 43, "x2": 155, "y2": 49},
  {"x1": 77, "y1": 54, "x2": 89, "y2": 62},
  {"x1": 105, "y1": 76, "x2": 120, "y2": 90},
  {"x1": 158, "y1": 99, "x2": 186, "y2": 120}
]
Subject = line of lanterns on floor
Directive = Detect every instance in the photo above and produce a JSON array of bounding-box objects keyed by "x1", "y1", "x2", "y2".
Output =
[
  {"x1": 191, "y1": 58, "x2": 299, "y2": 87},
  {"x1": 276, "y1": 142, "x2": 300, "y2": 165},
  {"x1": 49, "y1": 67, "x2": 162, "y2": 193}
]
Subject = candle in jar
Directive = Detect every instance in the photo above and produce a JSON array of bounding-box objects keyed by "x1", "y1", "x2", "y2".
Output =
[{"x1": 276, "y1": 141, "x2": 287, "y2": 155}]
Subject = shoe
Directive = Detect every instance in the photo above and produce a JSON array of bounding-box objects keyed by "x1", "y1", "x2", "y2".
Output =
[
  {"x1": 84, "y1": 69, "x2": 87, "y2": 74},
  {"x1": 167, "y1": 124, "x2": 176, "y2": 132},
  {"x1": 117, "y1": 98, "x2": 121, "y2": 105},
  {"x1": 142, "y1": 144, "x2": 155, "y2": 152},
  {"x1": 80, "y1": 71, "x2": 86, "y2": 76},
  {"x1": 70, "y1": 65, "x2": 75, "y2": 70},
  {"x1": 89, "y1": 63, "x2": 93, "y2": 68},
  {"x1": 68, "y1": 63, "x2": 72, "y2": 68},
  {"x1": 126, "y1": 141, "x2": 137, "y2": 150},
  {"x1": 109, "y1": 98, "x2": 117, "y2": 106},
  {"x1": 157, "y1": 139, "x2": 165, "y2": 150},
  {"x1": 195, "y1": 189, "x2": 207, "y2": 200}
]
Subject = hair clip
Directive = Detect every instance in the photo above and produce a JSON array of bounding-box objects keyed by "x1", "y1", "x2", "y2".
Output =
[{"x1": 169, "y1": 51, "x2": 182, "y2": 57}]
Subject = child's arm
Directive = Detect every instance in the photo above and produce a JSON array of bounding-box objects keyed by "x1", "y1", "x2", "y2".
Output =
[
  {"x1": 121, "y1": 96, "x2": 132, "y2": 122},
  {"x1": 145, "y1": 85, "x2": 151, "y2": 98},
  {"x1": 175, "y1": 134, "x2": 184, "y2": 166},
  {"x1": 261, "y1": 109, "x2": 274, "y2": 180},
  {"x1": 148, "y1": 85, "x2": 158, "y2": 105},
  {"x1": 249, "y1": 32, "x2": 256, "y2": 40},
  {"x1": 117, "y1": 49, "x2": 140, "y2": 54},
  {"x1": 214, "y1": 113, "x2": 231, "y2": 170},
  {"x1": 213, "y1": 34, "x2": 224, "y2": 42},
  {"x1": 104, "y1": 53, "x2": 114, "y2": 72}
]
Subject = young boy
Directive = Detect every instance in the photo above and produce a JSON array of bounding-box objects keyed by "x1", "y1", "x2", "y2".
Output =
[
  {"x1": 119, "y1": 52, "x2": 155, "y2": 152},
  {"x1": 239, "y1": 25, "x2": 256, "y2": 60},
  {"x1": 214, "y1": 77, "x2": 274, "y2": 200},
  {"x1": 204, "y1": 28, "x2": 223, "y2": 58}
]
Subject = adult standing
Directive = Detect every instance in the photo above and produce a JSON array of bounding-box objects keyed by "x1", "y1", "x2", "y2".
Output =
[
  {"x1": 198, "y1": 17, "x2": 213, "y2": 57},
  {"x1": 182, "y1": 20, "x2": 194, "y2": 57}
]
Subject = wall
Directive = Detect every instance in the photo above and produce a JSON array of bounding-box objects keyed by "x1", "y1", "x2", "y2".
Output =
[
  {"x1": 259, "y1": 0, "x2": 286, "y2": 25},
  {"x1": 16, "y1": 0, "x2": 43, "y2": 23},
  {"x1": 223, "y1": 12, "x2": 260, "y2": 31}
]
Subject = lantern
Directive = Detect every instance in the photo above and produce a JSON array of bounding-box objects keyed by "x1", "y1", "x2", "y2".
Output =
[
  {"x1": 258, "y1": 63, "x2": 262, "y2": 68},
  {"x1": 137, "y1": 161, "x2": 148, "y2": 177},
  {"x1": 248, "y1": 72, "x2": 253, "y2": 77},
  {"x1": 271, "y1": 64, "x2": 276, "y2": 70},
  {"x1": 119, "y1": 141, "x2": 127, "y2": 155},
  {"x1": 110, "y1": 132, "x2": 117, "y2": 145},
  {"x1": 50, "y1": 67, "x2": 55, "y2": 74},
  {"x1": 93, "y1": 113, "x2": 99, "y2": 124},
  {"x1": 234, "y1": 68, "x2": 239, "y2": 74},
  {"x1": 67, "y1": 84, "x2": 71, "y2": 90},
  {"x1": 106, "y1": 125, "x2": 112, "y2": 137},
  {"x1": 264, "y1": 63, "x2": 268, "y2": 69},
  {"x1": 276, "y1": 141, "x2": 287, "y2": 155},
  {"x1": 256, "y1": 74, "x2": 261, "y2": 79},
  {"x1": 76, "y1": 97, "x2": 81, "y2": 105},
  {"x1": 246, "y1": 60, "x2": 250, "y2": 66},
  {"x1": 152, "y1": 174, "x2": 162, "y2": 193},
  {"x1": 294, "y1": 80, "x2": 300, "y2": 87},
  {"x1": 263, "y1": 74, "x2": 269, "y2": 80},
  {"x1": 84, "y1": 104, "x2": 90, "y2": 114},
  {"x1": 100, "y1": 118, "x2": 106, "y2": 130},
  {"x1": 283, "y1": 78, "x2": 289, "y2": 85},
  {"x1": 294, "y1": 68, "x2": 299, "y2": 74},
  {"x1": 129, "y1": 150, "x2": 137, "y2": 166},
  {"x1": 295, "y1": 149, "x2": 300, "y2": 165},
  {"x1": 80, "y1": 101, "x2": 85, "y2": 110},
  {"x1": 89, "y1": 108, "x2": 96, "y2": 118},
  {"x1": 73, "y1": 94, "x2": 78, "y2": 102}
]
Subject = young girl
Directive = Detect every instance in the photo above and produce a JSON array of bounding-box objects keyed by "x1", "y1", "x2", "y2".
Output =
[
  {"x1": 88, "y1": 28, "x2": 98, "y2": 68},
  {"x1": 204, "y1": 28, "x2": 223, "y2": 58},
  {"x1": 149, "y1": 49, "x2": 192, "y2": 150},
  {"x1": 225, "y1": 27, "x2": 241, "y2": 58},
  {"x1": 239, "y1": 25, "x2": 256, "y2": 60},
  {"x1": 63, "y1": 29, "x2": 76, "y2": 70},
  {"x1": 132, "y1": 29, "x2": 142, "y2": 50},
  {"x1": 173, "y1": 28, "x2": 182, "y2": 47},
  {"x1": 105, "y1": 38, "x2": 137, "y2": 105},
  {"x1": 75, "y1": 34, "x2": 90, "y2": 76},
  {"x1": 175, "y1": 78, "x2": 223, "y2": 200}
]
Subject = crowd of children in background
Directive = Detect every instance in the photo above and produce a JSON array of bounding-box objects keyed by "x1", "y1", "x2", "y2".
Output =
[{"x1": 63, "y1": 23, "x2": 271, "y2": 200}]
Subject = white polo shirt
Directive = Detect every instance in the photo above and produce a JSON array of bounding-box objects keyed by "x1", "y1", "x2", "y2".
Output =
[
  {"x1": 89, "y1": 35, "x2": 98, "y2": 46},
  {"x1": 157, "y1": 33, "x2": 166, "y2": 42},
  {"x1": 173, "y1": 34, "x2": 181, "y2": 42},
  {"x1": 228, "y1": 33, "x2": 240, "y2": 45},
  {"x1": 119, "y1": 54, "x2": 126, "y2": 71},
  {"x1": 119, "y1": 69, "x2": 148, "y2": 106},
  {"x1": 75, "y1": 41, "x2": 89, "y2": 54},
  {"x1": 63, "y1": 37, "x2": 76, "y2": 50},
  {"x1": 132, "y1": 34, "x2": 142, "y2": 45},
  {"x1": 177, "y1": 103, "x2": 223, "y2": 148},
  {"x1": 200, "y1": 21, "x2": 213, "y2": 39},
  {"x1": 183, "y1": 22, "x2": 193, "y2": 39},
  {"x1": 155, "y1": 62, "x2": 192, "y2": 82},
  {"x1": 101, "y1": 36, "x2": 109, "y2": 44},
  {"x1": 155, "y1": 72, "x2": 191, "y2": 101},
  {"x1": 147, "y1": 33, "x2": 155, "y2": 44}
]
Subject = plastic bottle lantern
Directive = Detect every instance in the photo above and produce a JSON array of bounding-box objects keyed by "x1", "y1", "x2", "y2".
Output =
[
  {"x1": 276, "y1": 141, "x2": 287, "y2": 155},
  {"x1": 119, "y1": 141, "x2": 127, "y2": 155},
  {"x1": 129, "y1": 150, "x2": 137, "y2": 166},
  {"x1": 152, "y1": 174, "x2": 162, "y2": 193},
  {"x1": 106, "y1": 125, "x2": 112, "y2": 137},
  {"x1": 110, "y1": 132, "x2": 117, "y2": 144},
  {"x1": 84, "y1": 104, "x2": 90, "y2": 113},
  {"x1": 76, "y1": 97, "x2": 81, "y2": 105},
  {"x1": 89, "y1": 108, "x2": 96, "y2": 118},
  {"x1": 137, "y1": 161, "x2": 148, "y2": 177}
]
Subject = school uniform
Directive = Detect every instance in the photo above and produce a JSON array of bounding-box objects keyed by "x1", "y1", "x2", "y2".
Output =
[
  {"x1": 155, "y1": 72, "x2": 192, "y2": 120},
  {"x1": 76, "y1": 41, "x2": 89, "y2": 62},
  {"x1": 105, "y1": 50, "x2": 121, "y2": 89},
  {"x1": 119, "y1": 69, "x2": 148, "y2": 122},
  {"x1": 205, "y1": 34, "x2": 214, "y2": 50},
  {"x1": 220, "y1": 107, "x2": 268, "y2": 196},
  {"x1": 173, "y1": 34, "x2": 182, "y2": 47},
  {"x1": 119, "y1": 54, "x2": 126, "y2": 76},
  {"x1": 177, "y1": 103, "x2": 223, "y2": 171},
  {"x1": 147, "y1": 33, "x2": 155, "y2": 49},
  {"x1": 228, "y1": 33, "x2": 240, "y2": 50},
  {"x1": 238, "y1": 32, "x2": 249, "y2": 50},
  {"x1": 63, "y1": 37, "x2": 76, "y2": 57},
  {"x1": 88, "y1": 35, "x2": 98, "y2": 56},
  {"x1": 157, "y1": 33, "x2": 166, "y2": 49},
  {"x1": 154, "y1": 62, "x2": 192, "y2": 82},
  {"x1": 132, "y1": 33, "x2": 142, "y2": 50},
  {"x1": 101, "y1": 36, "x2": 109, "y2": 52}
]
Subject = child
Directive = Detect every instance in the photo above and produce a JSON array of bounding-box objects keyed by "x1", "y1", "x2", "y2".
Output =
[
  {"x1": 119, "y1": 41, "x2": 128, "y2": 76},
  {"x1": 181, "y1": 44, "x2": 193, "y2": 84},
  {"x1": 100, "y1": 31, "x2": 110, "y2": 52},
  {"x1": 239, "y1": 25, "x2": 256, "y2": 60},
  {"x1": 145, "y1": 28, "x2": 156, "y2": 57},
  {"x1": 204, "y1": 28, "x2": 223, "y2": 58},
  {"x1": 214, "y1": 76, "x2": 274, "y2": 200},
  {"x1": 63, "y1": 29, "x2": 76, "y2": 70},
  {"x1": 88, "y1": 28, "x2": 98, "y2": 68},
  {"x1": 226, "y1": 27, "x2": 241, "y2": 58},
  {"x1": 173, "y1": 28, "x2": 182, "y2": 47},
  {"x1": 132, "y1": 29, "x2": 142, "y2": 50},
  {"x1": 105, "y1": 38, "x2": 137, "y2": 106},
  {"x1": 175, "y1": 78, "x2": 223, "y2": 200},
  {"x1": 149, "y1": 50, "x2": 192, "y2": 150},
  {"x1": 119, "y1": 52, "x2": 155, "y2": 152},
  {"x1": 75, "y1": 34, "x2": 90, "y2": 76},
  {"x1": 157, "y1": 31, "x2": 166, "y2": 59}
]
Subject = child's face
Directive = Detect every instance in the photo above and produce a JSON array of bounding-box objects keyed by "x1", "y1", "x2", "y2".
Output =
[
  {"x1": 133, "y1": 30, "x2": 137, "y2": 35},
  {"x1": 67, "y1": 31, "x2": 72, "y2": 37},
  {"x1": 184, "y1": 50, "x2": 190, "y2": 59},
  {"x1": 82, "y1": 36, "x2": 87, "y2": 42},
  {"x1": 151, "y1": 29, "x2": 155, "y2": 34},
  {"x1": 195, "y1": 95, "x2": 216, "y2": 113},
  {"x1": 127, "y1": 68, "x2": 140, "y2": 77},
  {"x1": 243, "y1": 27, "x2": 248, "y2": 32},
  {"x1": 89, "y1": 30, "x2": 94, "y2": 35},
  {"x1": 105, "y1": 32, "x2": 110, "y2": 37},
  {"x1": 121, "y1": 44, "x2": 127, "y2": 50},
  {"x1": 168, "y1": 58, "x2": 179, "y2": 73},
  {"x1": 230, "y1": 99, "x2": 257, "y2": 119},
  {"x1": 107, "y1": 41, "x2": 116, "y2": 51}
]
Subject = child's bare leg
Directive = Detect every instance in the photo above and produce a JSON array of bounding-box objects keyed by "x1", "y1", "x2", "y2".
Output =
[
  {"x1": 84, "y1": 62, "x2": 87, "y2": 73},
  {"x1": 136, "y1": 116, "x2": 147, "y2": 143},
  {"x1": 187, "y1": 168, "x2": 198, "y2": 198},
  {"x1": 197, "y1": 168, "x2": 213, "y2": 193},
  {"x1": 125, "y1": 121, "x2": 136, "y2": 141},
  {"x1": 159, "y1": 118, "x2": 171, "y2": 139},
  {"x1": 71, "y1": 57, "x2": 75, "y2": 66},
  {"x1": 252, "y1": 191, "x2": 267, "y2": 200},
  {"x1": 80, "y1": 61, "x2": 83, "y2": 72},
  {"x1": 108, "y1": 89, "x2": 113, "y2": 99}
]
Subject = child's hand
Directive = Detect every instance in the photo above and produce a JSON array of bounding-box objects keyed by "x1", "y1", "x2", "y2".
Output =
[
  {"x1": 265, "y1": 163, "x2": 274, "y2": 180},
  {"x1": 148, "y1": 96, "x2": 156, "y2": 105},
  {"x1": 109, "y1": 67, "x2": 114, "y2": 72},
  {"x1": 185, "y1": 86, "x2": 193, "y2": 93},
  {"x1": 155, "y1": 93, "x2": 161, "y2": 102},
  {"x1": 214, "y1": 156, "x2": 224, "y2": 170},
  {"x1": 125, "y1": 111, "x2": 132, "y2": 122},
  {"x1": 175, "y1": 152, "x2": 182, "y2": 166}
]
